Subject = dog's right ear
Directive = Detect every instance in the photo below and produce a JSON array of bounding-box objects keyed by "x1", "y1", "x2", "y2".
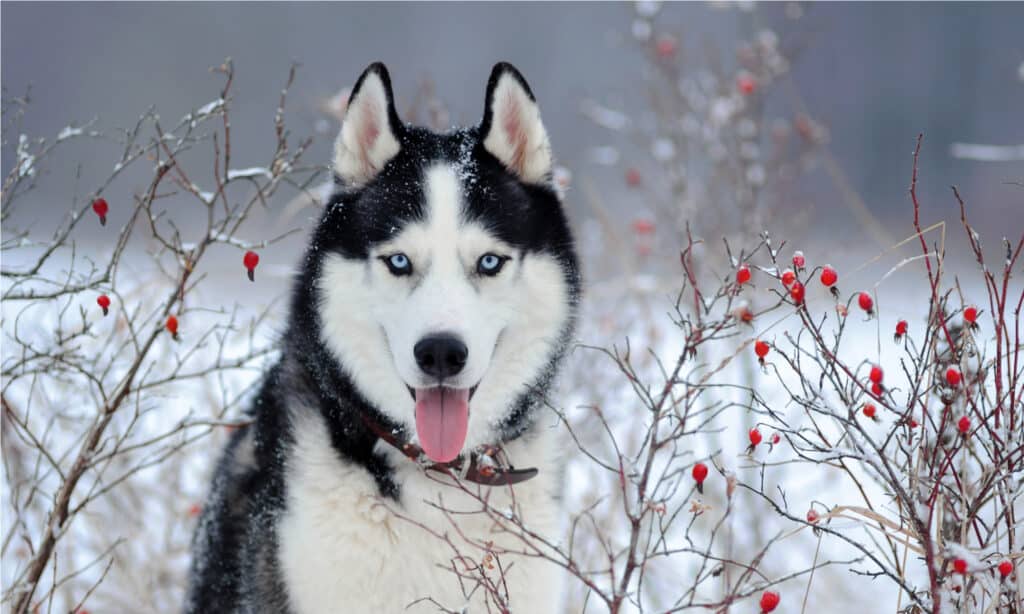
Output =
[{"x1": 333, "y1": 63, "x2": 403, "y2": 187}]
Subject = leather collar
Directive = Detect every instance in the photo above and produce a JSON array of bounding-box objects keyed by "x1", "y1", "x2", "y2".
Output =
[{"x1": 361, "y1": 413, "x2": 538, "y2": 487}]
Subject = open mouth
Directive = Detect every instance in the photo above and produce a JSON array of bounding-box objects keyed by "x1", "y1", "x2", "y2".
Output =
[{"x1": 412, "y1": 387, "x2": 474, "y2": 463}]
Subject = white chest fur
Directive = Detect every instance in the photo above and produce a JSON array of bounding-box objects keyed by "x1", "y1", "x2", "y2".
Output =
[{"x1": 276, "y1": 412, "x2": 565, "y2": 613}]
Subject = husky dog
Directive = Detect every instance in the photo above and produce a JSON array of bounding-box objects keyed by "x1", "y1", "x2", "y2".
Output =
[{"x1": 186, "y1": 62, "x2": 580, "y2": 613}]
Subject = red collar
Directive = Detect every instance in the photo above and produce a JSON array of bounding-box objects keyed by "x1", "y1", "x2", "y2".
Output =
[{"x1": 361, "y1": 413, "x2": 538, "y2": 487}]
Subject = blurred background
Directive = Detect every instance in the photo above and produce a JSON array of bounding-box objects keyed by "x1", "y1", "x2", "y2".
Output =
[
  {"x1": 3, "y1": 1, "x2": 1022, "y2": 246},
  {"x1": 3, "y1": 2, "x2": 1023, "y2": 613}
]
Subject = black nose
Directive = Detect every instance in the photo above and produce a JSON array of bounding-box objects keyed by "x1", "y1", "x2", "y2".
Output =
[{"x1": 414, "y1": 334, "x2": 468, "y2": 379}]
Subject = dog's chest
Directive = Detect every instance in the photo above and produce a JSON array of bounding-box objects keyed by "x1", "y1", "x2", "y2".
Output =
[{"x1": 276, "y1": 414, "x2": 563, "y2": 613}]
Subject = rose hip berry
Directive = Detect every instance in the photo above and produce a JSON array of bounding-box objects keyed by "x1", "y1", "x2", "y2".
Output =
[
  {"x1": 863, "y1": 403, "x2": 877, "y2": 419},
  {"x1": 792, "y1": 250, "x2": 805, "y2": 271},
  {"x1": 748, "y1": 428, "x2": 763, "y2": 453},
  {"x1": 754, "y1": 340, "x2": 770, "y2": 366},
  {"x1": 737, "y1": 74, "x2": 757, "y2": 95},
  {"x1": 998, "y1": 560, "x2": 1013, "y2": 578},
  {"x1": 820, "y1": 265, "x2": 837, "y2": 286},
  {"x1": 759, "y1": 590, "x2": 780, "y2": 613},
  {"x1": 166, "y1": 315, "x2": 179, "y2": 340},
  {"x1": 894, "y1": 319, "x2": 908, "y2": 343},
  {"x1": 631, "y1": 218, "x2": 655, "y2": 235},
  {"x1": 953, "y1": 558, "x2": 968, "y2": 574},
  {"x1": 736, "y1": 264, "x2": 752, "y2": 285},
  {"x1": 625, "y1": 168, "x2": 642, "y2": 187},
  {"x1": 870, "y1": 365, "x2": 884, "y2": 385},
  {"x1": 92, "y1": 198, "x2": 109, "y2": 226},
  {"x1": 243, "y1": 250, "x2": 260, "y2": 282},
  {"x1": 692, "y1": 462, "x2": 708, "y2": 493},
  {"x1": 781, "y1": 269, "x2": 796, "y2": 287},
  {"x1": 964, "y1": 305, "x2": 979, "y2": 329},
  {"x1": 789, "y1": 281, "x2": 806, "y2": 306},
  {"x1": 655, "y1": 35, "x2": 678, "y2": 59},
  {"x1": 97, "y1": 294, "x2": 111, "y2": 316},
  {"x1": 806, "y1": 508, "x2": 820, "y2": 523},
  {"x1": 820, "y1": 265, "x2": 839, "y2": 298},
  {"x1": 946, "y1": 367, "x2": 962, "y2": 387},
  {"x1": 734, "y1": 305, "x2": 755, "y2": 325},
  {"x1": 957, "y1": 415, "x2": 970, "y2": 435},
  {"x1": 858, "y1": 291, "x2": 874, "y2": 317}
]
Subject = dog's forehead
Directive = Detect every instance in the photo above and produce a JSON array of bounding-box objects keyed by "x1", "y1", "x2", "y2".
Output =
[{"x1": 319, "y1": 127, "x2": 564, "y2": 259}]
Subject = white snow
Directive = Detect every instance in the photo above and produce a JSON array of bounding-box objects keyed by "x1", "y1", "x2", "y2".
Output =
[
  {"x1": 16, "y1": 134, "x2": 36, "y2": 178},
  {"x1": 227, "y1": 167, "x2": 272, "y2": 180}
]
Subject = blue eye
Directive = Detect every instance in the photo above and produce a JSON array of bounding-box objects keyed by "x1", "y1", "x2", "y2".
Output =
[
  {"x1": 382, "y1": 253, "x2": 412, "y2": 276},
  {"x1": 477, "y1": 253, "x2": 506, "y2": 276}
]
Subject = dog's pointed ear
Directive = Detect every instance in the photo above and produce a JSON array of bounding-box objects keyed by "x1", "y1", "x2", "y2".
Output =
[
  {"x1": 480, "y1": 63, "x2": 552, "y2": 184},
  {"x1": 334, "y1": 63, "x2": 403, "y2": 187}
]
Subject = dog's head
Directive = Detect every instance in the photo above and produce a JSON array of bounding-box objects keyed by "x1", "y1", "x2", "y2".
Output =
[{"x1": 310, "y1": 62, "x2": 578, "y2": 463}]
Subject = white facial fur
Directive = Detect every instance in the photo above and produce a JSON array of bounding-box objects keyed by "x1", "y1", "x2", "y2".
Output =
[{"x1": 317, "y1": 164, "x2": 569, "y2": 450}]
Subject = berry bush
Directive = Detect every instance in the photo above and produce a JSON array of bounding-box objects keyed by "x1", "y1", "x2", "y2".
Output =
[{"x1": 2, "y1": 5, "x2": 1020, "y2": 612}]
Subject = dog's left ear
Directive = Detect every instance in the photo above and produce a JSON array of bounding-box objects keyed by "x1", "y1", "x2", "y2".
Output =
[{"x1": 480, "y1": 63, "x2": 552, "y2": 184}]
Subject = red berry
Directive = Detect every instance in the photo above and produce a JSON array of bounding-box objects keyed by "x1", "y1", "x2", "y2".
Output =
[
  {"x1": 166, "y1": 315, "x2": 179, "y2": 337},
  {"x1": 895, "y1": 319, "x2": 908, "y2": 342},
  {"x1": 789, "y1": 281, "x2": 805, "y2": 305},
  {"x1": 749, "y1": 428, "x2": 763, "y2": 447},
  {"x1": 871, "y1": 382, "x2": 884, "y2": 396},
  {"x1": 863, "y1": 403, "x2": 876, "y2": 419},
  {"x1": 869, "y1": 365, "x2": 884, "y2": 385},
  {"x1": 96, "y1": 294, "x2": 111, "y2": 316},
  {"x1": 858, "y1": 291, "x2": 874, "y2": 313},
  {"x1": 909, "y1": 418, "x2": 919, "y2": 428},
  {"x1": 771, "y1": 433, "x2": 781, "y2": 445},
  {"x1": 625, "y1": 168, "x2": 642, "y2": 187},
  {"x1": 631, "y1": 218, "x2": 655, "y2": 235},
  {"x1": 953, "y1": 558, "x2": 968, "y2": 574},
  {"x1": 736, "y1": 264, "x2": 752, "y2": 285},
  {"x1": 946, "y1": 367, "x2": 962, "y2": 387},
  {"x1": 244, "y1": 250, "x2": 260, "y2": 281},
  {"x1": 780, "y1": 269, "x2": 796, "y2": 287},
  {"x1": 957, "y1": 415, "x2": 970, "y2": 434},
  {"x1": 820, "y1": 265, "x2": 838, "y2": 287},
  {"x1": 998, "y1": 560, "x2": 1013, "y2": 578},
  {"x1": 737, "y1": 74, "x2": 757, "y2": 95},
  {"x1": 806, "y1": 508, "x2": 820, "y2": 523},
  {"x1": 655, "y1": 35, "x2": 677, "y2": 59},
  {"x1": 759, "y1": 590, "x2": 780, "y2": 613},
  {"x1": 754, "y1": 340, "x2": 770, "y2": 359},
  {"x1": 734, "y1": 305, "x2": 755, "y2": 324},
  {"x1": 792, "y1": 251, "x2": 805, "y2": 270},
  {"x1": 91, "y1": 198, "x2": 109, "y2": 226},
  {"x1": 964, "y1": 306, "x2": 978, "y2": 324},
  {"x1": 692, "y1": 462, "x2": 708, "y2": 485}
]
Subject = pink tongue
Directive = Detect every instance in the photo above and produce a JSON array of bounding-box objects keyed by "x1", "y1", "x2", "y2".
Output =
[{"x1": 414, "y1": 387, "x2": 470, "y2": 463}]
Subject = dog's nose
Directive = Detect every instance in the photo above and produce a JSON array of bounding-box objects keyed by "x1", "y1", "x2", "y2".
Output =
[{"x1": 414, "y1": 334, "x2": 468, "y2": 379}]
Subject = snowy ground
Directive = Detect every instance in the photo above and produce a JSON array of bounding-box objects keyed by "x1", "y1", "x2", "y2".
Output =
[{"x1": 5, "y1": 209, "x2": 999, "y2": 613}]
